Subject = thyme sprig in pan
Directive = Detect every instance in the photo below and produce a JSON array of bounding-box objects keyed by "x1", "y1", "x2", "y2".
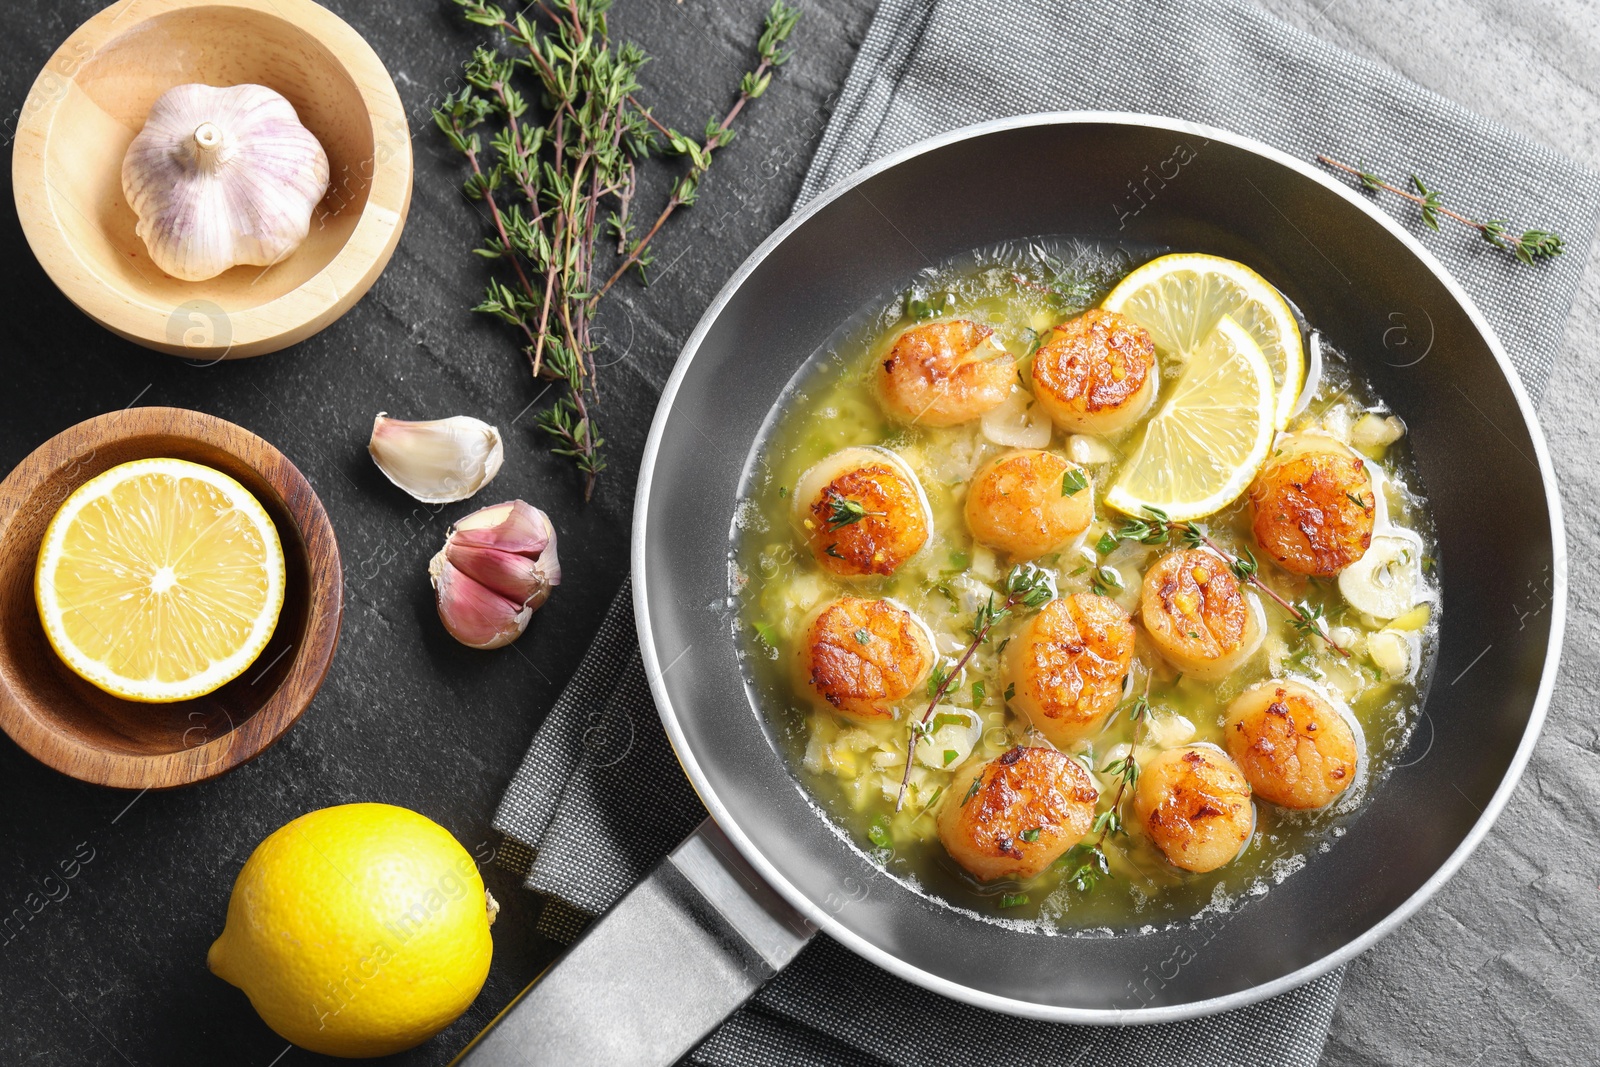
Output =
[
  {"x1": 1111, "y1": 506, "x2": 1350, "y2": 658},
  {"x1": 1317, "y1": 155, "x2": 1564, "y2": 266},
  {"x1": 1060, "y1": 677, "x2": 1152, "y2": 894},
  {"x1": 437, "y1": 0, "x2": 801, "y2": 499},
  {"x1": 893, "y1": 565, "x2": 1055, "y2": 812}
]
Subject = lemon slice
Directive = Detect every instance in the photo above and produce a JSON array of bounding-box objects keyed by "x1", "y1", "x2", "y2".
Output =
[
  {"x1": 36, "y1": 458, "x2": 285, "y2": 703},
  {"x1": 1104, "y1": 316, "x2": 1275, "y2": 522},
  {"x1": 1102, "y1": 252, "x2": 1304, "y2": 429}
]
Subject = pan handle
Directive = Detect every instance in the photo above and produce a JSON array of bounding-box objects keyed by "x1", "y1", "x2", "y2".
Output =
[{"x1": 452, "y1": 818, "x2": 816, "y2": 1066}]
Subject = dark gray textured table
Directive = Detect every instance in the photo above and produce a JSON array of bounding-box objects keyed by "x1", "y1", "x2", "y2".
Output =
[{"x1": 0, "y1": 2, "x2": 1593, "y2": 1065}]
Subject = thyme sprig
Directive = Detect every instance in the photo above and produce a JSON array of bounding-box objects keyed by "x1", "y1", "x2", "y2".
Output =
[
  {"x1": 1317, "y1": 155, "x2": 1564, "y2": 266},
  {"x1": 824, "y1": 494, "x2": 875, "y2": 530},
  {"x1": 437, "y1": 0, "x2": 801, "y2": 499},
  {"x1": 894, "y1": 565, "x2": 1055, "y2": 811},
  {"x1": 1062, "y1": 678, "x2": 1151, "y2": 893},
  {"x1": 1111, "y1": 506, "x2": 1349, "y2": 658}
]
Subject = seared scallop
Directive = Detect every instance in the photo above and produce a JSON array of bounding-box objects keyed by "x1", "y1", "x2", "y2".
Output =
[
  {"x1": 1030, "y1": 309, "x2": 1158, "y2": 435},
  {"x1": 1224, "y1": 681, "x2": 1358, "y2": 809},
  {"x1": 794, "y1": 447, "x2": 932, "y2": 578},
  {"x1": 876, "y1": 319, "x2": 1014, "y2": 426},
  {"x1": 1248, "y1": 434, "x2": 1375, "y2": 577},
  {"x1": 799, "y1": 596, "x2": 935, "y2": 722},
  {"x1": 964, "y1": 449, "x2": 1093, "y2": 559},
  {"x1": 1134, "y1": 745, "x2": 1254, "y2": 873},
  {"x1": 1006, "y1": 594, "x2": 1136, "y2": 747},
  {"x1": 937, "y1": 746, "x2": 1097, "y2": 881},
  {"x1": 1139, "y1": 549, "x2": 1263, "y2": 681}
]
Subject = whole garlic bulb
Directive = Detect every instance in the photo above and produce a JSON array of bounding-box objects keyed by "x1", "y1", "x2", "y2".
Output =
[
  {"x1": 429, "y1": 501, "x2": 561, "y2": 650},
  {"x1": 122, "y1": 83, "x2": 331, "y2": 282}
]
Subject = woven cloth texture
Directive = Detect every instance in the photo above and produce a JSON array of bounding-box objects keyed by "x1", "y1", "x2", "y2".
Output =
[{"x1": 495, "y1": 0, "x2": 1600, "y2": 1063}]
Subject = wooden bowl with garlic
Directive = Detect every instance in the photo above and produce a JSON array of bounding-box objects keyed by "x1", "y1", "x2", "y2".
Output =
[{"x1": 11, "y1": 0, "x2": 412, "y2": 359}]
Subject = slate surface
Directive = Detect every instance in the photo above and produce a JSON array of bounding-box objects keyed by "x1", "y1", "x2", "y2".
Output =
[{"x1": 0, "y1": 2, "x2": 1593, "y2": 1066}]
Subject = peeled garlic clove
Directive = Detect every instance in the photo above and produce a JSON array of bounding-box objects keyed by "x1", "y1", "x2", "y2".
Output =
[
  {"x1": 980, "y1": 387, "x2": 1052, "y2": 448},
  {"x1": 1067, "y1": 434, "x2": 1117, "y2": 466},
  {"x1": 428, "y1": 500, "x2": 560, "y2": 649},
  {"x1": 122, "y1": 84, "x2": 331, "y2": 282},
  {"x1": 369, "y1": 413, "x2": 504, "y2": 504},
  {"x1": 429, "y1": 561, "x2": 532, "y2": 650}
]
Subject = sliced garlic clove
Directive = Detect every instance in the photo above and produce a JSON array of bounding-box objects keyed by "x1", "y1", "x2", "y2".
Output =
[
  {"x1": 913, "y1": 706, "x2": 981, "y2": 770},
  {"x1": 1367, "y1": 628, "x2": 1415, "y2": 680},
  {"x1": 980, "y1": 387, "x2": 1052, "y2": 448},
  {"x1": 1338, "y1": 532, "x2": 1424, "y2": 620},
  {"x1": 1350, "y1": 412, "x2": 1407, "y2": 458},
  {"x1": 369, "y1": 413, "x2": 504, "y2": 504}
]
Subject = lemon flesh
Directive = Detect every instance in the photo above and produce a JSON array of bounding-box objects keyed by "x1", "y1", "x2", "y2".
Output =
[
  {"x1": 1105, "y1": 316, "x2": 1276, "y2": 522},
  {"x1": 1102, "y1": 252, "x2": 1304, "y2": 429},
  {"x1": 208, "y1": 804, "x2": 494, "y2": 1058},
  {"x1": 35, "y1": 457, "x2": 285, "y2": 703}
]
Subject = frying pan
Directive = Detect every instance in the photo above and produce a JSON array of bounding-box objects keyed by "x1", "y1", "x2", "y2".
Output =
[{"x1": 455, "y1": 113, "x2": 1565, "y2": 1065}]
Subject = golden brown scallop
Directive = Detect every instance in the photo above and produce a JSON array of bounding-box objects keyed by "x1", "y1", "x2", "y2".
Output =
[
  {"x1": 1224, "y1": 681, "x2": 1358, "y2": 809},
  {"x1": 1134, "y1": 746, "x2": 1255, "y2": 873},
  {"x1": 1247, "y1": 434, "x2": 1375, "y2": 577},
  {"x1": 964, "y1": 449, "x2": 1093, "y2": 559},
  {"x1": 876, "y1": 319, "x2": 1015, "y2": 426},
  {"x1": 794, "y1": 447, "x2": 932, "y2": 578},
  {"x1": 1006, "y1": 594, "x2": 1136, "y2": 747},
  {"x1": 937, "y1": 746, "x2": 1098, "y2": 881},
  {"x1": 1030, "y1": 309, "x2": 1158, "y2": 435},
  {"x1": 799, "y1": 597, "x2": 935, "y2": 722},
  {"x1": 1139, "y1": 549, "x2": 1263, "y2": 681}
]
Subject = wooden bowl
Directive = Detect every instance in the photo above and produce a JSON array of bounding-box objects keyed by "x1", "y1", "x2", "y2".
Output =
[
  {"x1": 11, "y1": 0, "x2": 412, "y2": 359},
  {"x1": 0, "y1": 408, "x2": 343, "y2": 788}
]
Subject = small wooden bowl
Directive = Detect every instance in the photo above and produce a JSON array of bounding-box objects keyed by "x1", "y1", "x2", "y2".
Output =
[
  {"x1": 0, "y1": 408, "x2": 343, "y2": 788},
  {"x1": 11, "y1": 0, "x2": 412, "y2": 359}
]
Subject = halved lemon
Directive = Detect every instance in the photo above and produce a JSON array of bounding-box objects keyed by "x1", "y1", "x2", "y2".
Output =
[
  {"x1": 1102, "y1": 252, "x2": 1304, "y2": 429},
  {"x1": 1104, "y1": 316, "x2": 1275, "y2": 522},
  {"x1": 35, "y1": 458, "x2": 285, "y2": 703}
]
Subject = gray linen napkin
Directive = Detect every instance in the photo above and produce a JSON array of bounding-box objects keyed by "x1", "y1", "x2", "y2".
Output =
[{"x1": 495, "y1": 1, "x2": 1600, "y2": 1063}]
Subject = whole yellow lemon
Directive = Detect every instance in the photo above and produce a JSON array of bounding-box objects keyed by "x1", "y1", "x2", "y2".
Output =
[{"x1": 208, "y1": 803, "x2": 495, "y2": 1058}]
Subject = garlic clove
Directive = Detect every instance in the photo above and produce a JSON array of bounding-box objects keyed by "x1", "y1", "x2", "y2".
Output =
[
  {"x1": 980, "y1": 387, "x2": 1052, "y2": 449},
  {"x1": 449, "y1": 500, "x2": 561, "y2": 585},
  {"x1": 428, "y1": 500, "x2": 560, "y2": 649},
  {"x1": 444, "y1": 543, "x2": 552, "y2": 611},
  {"x1": 428, "y1": 556, "x2": 532, "y2": 650},
  {"x1": 122, "y1": 83, "x2": 331, "y2": 282},
  {"x1": 369, "y1": 413, "x2": 505, "y2": 504}
]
